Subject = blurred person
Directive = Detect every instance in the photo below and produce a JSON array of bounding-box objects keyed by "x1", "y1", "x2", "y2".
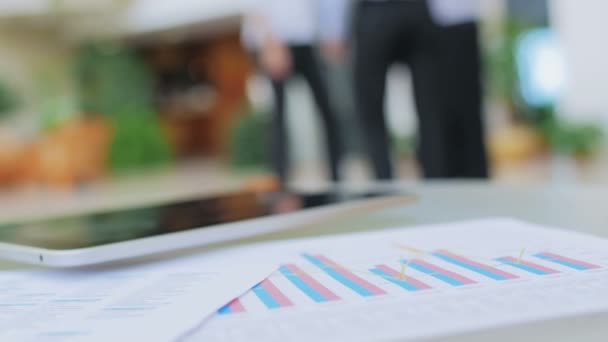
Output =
[
  {"x1": 242, "y1": 0, "x2": 348, "y2": 188},
  {"x1": 343, "y1": 0, "x2": 489, "y2": 180}
]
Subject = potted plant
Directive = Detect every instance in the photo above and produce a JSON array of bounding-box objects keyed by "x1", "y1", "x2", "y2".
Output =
[
  {"x1": 540, "y1": 117, "x2": 603, "y2": 159},
  {"x1": 75, "y1": 43, "x2": 174, "y2": 174},
  {"x1": 485, "y1": 19, "x2": 549, "y2": 165},
  {"x1": 539, "y1": 113, "x2": 603, "y2": 180}
]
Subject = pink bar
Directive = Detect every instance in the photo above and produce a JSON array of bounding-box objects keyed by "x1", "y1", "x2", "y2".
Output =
[
  {"x1": 228, "y1": 298, "x2": 246, "y2": 313},
  {"x1": 439, "y1": 250, "x2": 519, "y2": 279},
  {"x1": 315, "y1": 255, "x2": 387, "y2": 295},
  {"x1": 501, "y1": 257, "x2": 560, "y2": 274},
  {"x1": 375, "y1": 265, "x2": 432, "y2": 290},
  {"x1": 541, "y1": 252, "x2": 601, "y2": 269},
  {"x1": 284, "y1": 264, "x2": 340, "y2": 301},
  {"x1": 260, "y1": 279, "x2": 293, "y2": 307},
  {"x1": 414, "y1": 259, "x2": 477, "y2": 284}
]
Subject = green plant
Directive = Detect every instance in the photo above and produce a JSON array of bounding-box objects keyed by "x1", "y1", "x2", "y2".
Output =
[
  {"x1": 75, "y1": 42, "x2": 174, "y2": 172},
  {"x1": 540, "y1": 117, "x2": 603, "y2": 157},
  {"x1": 35, "y1": 67, "x2": 78, "y2": 131},
  {"x1": 0, "y1": 80, "x2": 19, "y2": 119},
  {"x1": 75, "y1": 43, "x2": 155, "y2": 117},
  {"x1": 230, "y1": 110, "x2": 270, "y2": 170},
  {"x1": 108, "y1": 114, "x2": 173, "y2": 173},
  {"x1": 484, "y1": 19, "x2": 541, "y2": 122},
  {"x1": 484, "y1": 18, "x2": 604, "y2": 158}
]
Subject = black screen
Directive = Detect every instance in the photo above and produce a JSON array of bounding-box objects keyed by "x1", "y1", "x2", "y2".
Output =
[{"x1": 0, "y1": 191, "x2": 388, "y2": 250}]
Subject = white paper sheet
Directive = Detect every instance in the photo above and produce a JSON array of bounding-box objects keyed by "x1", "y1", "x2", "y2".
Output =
[
  {"x1": 0, "y1": 247, "x2": 276, "y2": 342},
  {"x1": 187, "y1": 218, "x2": 608, "y2": 341}
]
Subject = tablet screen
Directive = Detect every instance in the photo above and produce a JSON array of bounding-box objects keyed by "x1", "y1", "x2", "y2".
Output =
[{"x1": 0, "y1": 191, "x2": 386, "y2": 250}]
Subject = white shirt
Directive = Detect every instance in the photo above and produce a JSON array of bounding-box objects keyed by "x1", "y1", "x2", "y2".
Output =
[
  {"x1": 242, "y1": 0, "x2": 478, "y2": 48},
  {"x1": 366, "y1": 0, "x2": 479, "y2": 25},
  {"x1": 242, "y1": 0, "x2": 347, "y2": 48}
]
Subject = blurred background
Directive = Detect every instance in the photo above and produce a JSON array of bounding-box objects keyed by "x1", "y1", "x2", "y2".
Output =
[{"x1": 1, "y1": 0, "x2": 608, "y2": 215}]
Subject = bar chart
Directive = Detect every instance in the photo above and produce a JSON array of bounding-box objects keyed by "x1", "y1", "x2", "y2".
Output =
[
  {"x1": 369, "y1": 265, "x2": 431, "y2": 291},
  {"x1": 190, "y1": 220, "x2": 608, "y2": 342},
  {"x1": 401, "y1": 258, "x2": 477, "y2": 286},
  {"x1": 495, "y1": 256, "x2": 560, "y2": 275},
  {"x1": 431, "y1": 250, "x2": 519, "y2": 280},
  {"x1": 534, "y1": 252, "x2": 601, "y2": 270},
  {"x1": 218, "y1": 249, "x2": 603, "y2": 315},
  {"x1": 278, "y1": 264, "x2": 340, "y2": 303},
  {"x1": 302, "y1": 254, "x2": 386, "y2": 297},
  {"x1": 250, "y1": 279, "x2": 293, "y2": 310}
]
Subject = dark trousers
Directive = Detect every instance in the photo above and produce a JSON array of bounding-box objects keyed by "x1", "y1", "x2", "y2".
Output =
[
  {"x1": 269, "y1": 45, "x2": 342, "y2": 186},
  {"x1": 354, "y1": 0, "x2": 488, "y2": 179}
]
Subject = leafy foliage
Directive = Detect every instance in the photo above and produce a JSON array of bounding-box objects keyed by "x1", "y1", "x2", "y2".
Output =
[
  {"x1": 75, "y1": 43, "x2": 173, "y2": 172},
  {"x1": 230, "y1": 110, "x2": 270, "y2": 170},
  {"x1": 540, "y1": 117, "x2": 603, "y2": 157},
  {"x1": 75, "y1": 43, "x2": 155, "y2": 117},
  {"x1": 0, "y1": 80, "x2": 19, "y2": 118},
  {"x1": 485, "y1": 20, "x2": 604, "y2": 157},
  {"x1": 108, "y1": 114, "x2": 173, "y2": 173},
  {"x1": 484, "y1": 19, "x2": 538, "y2": 119}
]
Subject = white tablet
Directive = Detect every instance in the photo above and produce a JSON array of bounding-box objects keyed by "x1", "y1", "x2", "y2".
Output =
[{"x1": 0, "y1": 191, "x2": 410, "y2": 268}]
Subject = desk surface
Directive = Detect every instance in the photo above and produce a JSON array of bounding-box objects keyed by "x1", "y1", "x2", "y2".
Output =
[{"x1": 1, "y1": 181, "x2": 607, "y2": 341}]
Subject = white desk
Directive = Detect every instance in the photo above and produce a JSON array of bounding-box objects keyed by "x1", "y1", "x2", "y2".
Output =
[{"x1": 2, "y1": 182, "x2": 608, "y2": 341}]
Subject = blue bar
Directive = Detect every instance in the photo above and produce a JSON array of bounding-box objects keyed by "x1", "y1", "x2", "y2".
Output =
[
  {"x1": 252, "y1": 283, "x2": 281, "y2": 309},
  {"x1": 432, "y1": 252, "x2": 508, "y2": 280},
  {"x1": 279, "y1": 266, "x2": 327, "y2": 302},
  {"x1": 404, "y1": 260, "x2": 465, "y2": 286},
  {"x1": 369, "y1": 268, "x2": 420, "y2": 291},
  {"x1": 217, "y1": 304, "x2": 232, "y2": 315},
  {"x1": 496, "y1": 258, "x2": 549, "y2": 275},
  {"x1": 302, "y1": 254, "x2": 374, "y2": 297},
  {"x1": 534, "y1": 253, "x2": 589, "y2": 271}
]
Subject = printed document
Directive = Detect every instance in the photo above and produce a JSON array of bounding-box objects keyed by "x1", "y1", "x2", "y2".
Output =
[
  {"x1": 188, "y1": 219, "x2": 608, "y2": 341},
  {"x1": 0, "y1": 247, "x2": 276, "y2": 341}
]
